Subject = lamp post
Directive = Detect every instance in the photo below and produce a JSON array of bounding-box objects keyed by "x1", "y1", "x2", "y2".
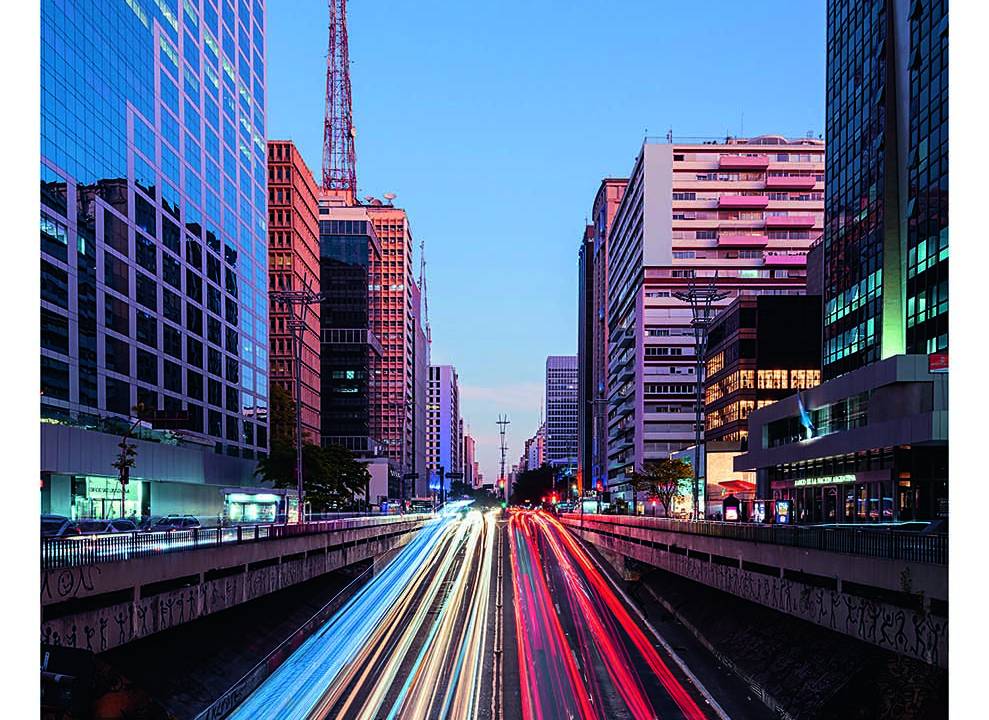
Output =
[
  {"x1": 673, "y1": 275, "x2": 729, "y2": 521},
  {"x1": 269, "y1": 287, "x2": 325, "y2": 523}
]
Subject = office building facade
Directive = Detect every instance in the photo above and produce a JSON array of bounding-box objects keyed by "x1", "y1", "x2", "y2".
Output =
[
  {"x1": 316, "y1": 203, "x2": 383, "y2": 458},
  {"x1": 606, "y1": 136, "x2": 825, "y2": 503},
  {"x1": 704, "y1": 295, "x2": 822, "y2": 446},
  {"x1": 822, "y1": 0, "x2": 948, "y2": 379},
  {"x1": 577, "y1": 226, "x2": 594, "y2": 491},
  {"x1": 41, "y1": 0, "x2": 273, "y2": 520},
  {"x1": 427, "y1": 365, "x2": 461, "y2": 492},
  {"x1": 545, "y1": 356, "x2": 578, "y2": 468},
  {"x1": 267, "y1": 141, "x2": 320, "y2": 443}
]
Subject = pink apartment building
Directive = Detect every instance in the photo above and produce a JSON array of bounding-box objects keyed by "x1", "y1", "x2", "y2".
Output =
[{"x1": 606, "y1": 135, "x2": 825, "y2": 505}]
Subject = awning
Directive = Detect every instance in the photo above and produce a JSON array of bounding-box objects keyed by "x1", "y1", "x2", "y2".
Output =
[{"x1": 718, "y1": 480, "x2": 756, "y2": 493}]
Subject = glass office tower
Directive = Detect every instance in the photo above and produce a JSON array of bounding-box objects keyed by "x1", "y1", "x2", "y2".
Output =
[{"x1": 40, "y1": 0, "x2": 272, "y2": 519}]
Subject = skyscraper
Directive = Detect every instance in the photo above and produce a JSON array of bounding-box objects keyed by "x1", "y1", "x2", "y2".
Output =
[
  {"x1": 606, "y1": 136, "x2": 825, "y2": 504},
  {"x1": 316, "y1": 202, "x2": 382, "y2": 458},
  {"x1": 586, "y1": 178, "x2": 628, "y2": 494},
  {"x1": 577, "y1": 225, "x2": 594, "y2": 492},
  {"x1": 545, "y1": 356, "x2": 578, "y2": 468},
  {"x1": 41, "y1": 0, "x2": 274, "y2": 519},
  {"x1": 822, "y1": 0, "x2": 948, "y2": 379},
  {"x1": 268, "y1": 141, "x2": 321, "y2": 443},
  {"x1": 365, "y1": 204, "x2": 418, "y2": 478},
  {"x1": 426, "y1": 365, "x2": 461, "y2": 493}
]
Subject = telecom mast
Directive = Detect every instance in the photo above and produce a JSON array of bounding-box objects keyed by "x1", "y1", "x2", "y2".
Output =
[
  {"x1": 322, "y1": 0, "x2": 357, "y2": 203},
  {"x1": 497, "y1": 415, "x2": 510, "y2": 502}
]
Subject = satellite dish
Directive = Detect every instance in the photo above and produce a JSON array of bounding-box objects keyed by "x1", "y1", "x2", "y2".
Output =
[
  {"x1": 364, "y1": 195, "x2": 375, "y2": 202},
  {"x1": 383, "y1": 192, "x2": 396, "y2": 203}
]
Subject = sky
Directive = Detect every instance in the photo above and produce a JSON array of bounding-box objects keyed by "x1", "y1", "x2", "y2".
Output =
[{"x1": 265, "y1": 0, "x2": 826, "y2": 483}]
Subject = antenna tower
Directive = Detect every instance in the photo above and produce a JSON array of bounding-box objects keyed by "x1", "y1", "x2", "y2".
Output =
[
  {"x1": 322, "y1": 0, "x2": 357, "y2": 202},
  {"x1": 419, "y1": 239, "x2": 431, "y2": 344},
  {"x1": 497, "y1": 414, "x2": 510, "y2": 500}
]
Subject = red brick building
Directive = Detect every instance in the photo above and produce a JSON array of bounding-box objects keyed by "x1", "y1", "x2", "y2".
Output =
[{"x1": 267, "y1": 141, "x2": 321, "y2": 443}]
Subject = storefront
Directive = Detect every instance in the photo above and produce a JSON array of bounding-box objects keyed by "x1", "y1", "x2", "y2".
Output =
[
  {"x1": 222, "y1": 489, "x2": 297, "y2": 524},
  {"x1": 734, "y1": 355, "x2": 948, "y2": 527},
  {"x1": 41, "y1": 474, "x2": 151, "y2": 520}
]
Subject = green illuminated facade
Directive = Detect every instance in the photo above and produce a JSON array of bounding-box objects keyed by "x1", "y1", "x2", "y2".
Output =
[{"x1": 823, "y1": 0, "x2": 947, "y2": 380}]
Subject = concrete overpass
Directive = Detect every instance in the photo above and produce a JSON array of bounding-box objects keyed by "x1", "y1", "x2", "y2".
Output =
[
  {"x1": 41, "y1": 515, "x2": 429, "y2": 654},
  {"x1": 562, "y1": 514, "x2": 947, "y2": 668}
]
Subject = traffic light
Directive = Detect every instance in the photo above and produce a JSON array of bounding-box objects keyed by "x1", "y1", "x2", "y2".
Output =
[{"x1": 120, "y1": 466, "x2": 129, "y2": 487}]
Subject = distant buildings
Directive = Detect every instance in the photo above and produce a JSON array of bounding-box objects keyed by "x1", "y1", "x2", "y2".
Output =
[
  {"x1": 604, "y1": 136, "x2": 825, "y2": 505},
  {"x1": 427, "y1": 365, "x2": 461, "y2": 492},
  {"x1": 268, "y1": 141, "x2": 321, "y2": 443},
  {"x1": 734, "y1": 0, "x2": 948, "y2": 524},
  {"x1": 545, "y1": 356, "x2": 578, "y2": 468}
]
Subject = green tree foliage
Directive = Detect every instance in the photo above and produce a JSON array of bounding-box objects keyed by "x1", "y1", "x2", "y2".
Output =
[
  {"x1": 255, "y1": 436, "x2": 371, "y2": 512},
  {"x1": 630, "y1": 458, "x2": 693, "y2": 516},
  {"x1": 509, "y1": 464, "x2": 556, "y2": 505},
  {"x1": 268, "y1": 384, "x2": 296, "y2": 447}
]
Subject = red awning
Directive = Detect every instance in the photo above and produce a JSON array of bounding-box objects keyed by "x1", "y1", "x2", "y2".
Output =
[{"x1": 718, "y1": 480, "x2": 756, "y2": 493}]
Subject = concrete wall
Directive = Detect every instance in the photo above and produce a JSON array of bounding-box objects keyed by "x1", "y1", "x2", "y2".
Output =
[
  {"x1": 564, "y1": 514, "x2": 947, "y2": 668},
  {"x1": 41, "y1": 516, "x2": 427, "y2": 653}
]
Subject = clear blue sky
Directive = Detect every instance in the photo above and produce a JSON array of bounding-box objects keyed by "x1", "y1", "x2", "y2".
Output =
[{"x1": 266, "y1": 0, "x2": 826, "y2": 482}]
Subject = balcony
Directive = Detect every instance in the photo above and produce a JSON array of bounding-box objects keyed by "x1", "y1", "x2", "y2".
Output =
[
  {"x1": 765, "y1": 214, "x2": 817, "y2": 228},
  {"x1": 719, "y1": 154, "x2": 770, "y2": 170},
  {"x1": 765, "y1": 175, "x2": 818, "y2": 190},
  {"x1": 718, "y1": 234, "x2": 768, "y2": 247},
  {"x1": 718, "y1": 194, "x2": 769, "y2": 209},
  {"x1": 764, "y1": 252, "x2": 807, "y2": 266}
]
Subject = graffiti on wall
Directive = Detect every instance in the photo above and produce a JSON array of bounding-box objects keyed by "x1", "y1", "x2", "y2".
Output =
[{"x1": 581, "y1": 528, "x2": 948, "y2": 668}]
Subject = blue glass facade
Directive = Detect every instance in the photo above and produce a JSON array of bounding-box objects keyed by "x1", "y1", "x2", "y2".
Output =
[{"x1": 41, "y1": 0, "x2": 269, "y2": 459}]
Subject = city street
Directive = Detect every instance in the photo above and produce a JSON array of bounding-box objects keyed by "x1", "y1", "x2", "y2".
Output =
[
  {"x1": 229, "y1": 503, "x2": 498, "y2": 720},
  {"x1": 508, "y1": 510, "x2": 727, "y2": 720}
]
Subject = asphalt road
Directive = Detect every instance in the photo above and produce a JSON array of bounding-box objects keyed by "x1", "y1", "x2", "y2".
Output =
[
  {"x1": 229, "y1": 503, "x2": 499, "y2": 720},
  {"x1": 504, "y1": 510, "x2": 776, "y2": 720}
]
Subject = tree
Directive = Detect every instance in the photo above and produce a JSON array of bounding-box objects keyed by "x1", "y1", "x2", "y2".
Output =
[
  {"x1": 631, "y1": 459, "x2": 693, "y2": 517},
  {"x1": 268, "y1": 384, "x2": 296, "y2": 447},
  {"x1": 510, "y1": 464, "x2": 556, "y2": 505},
  {"x1": 255, "y1": 441, "x2": 371, "y2": 513}
]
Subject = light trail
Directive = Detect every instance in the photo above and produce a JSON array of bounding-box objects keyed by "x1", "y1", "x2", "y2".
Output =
[
  {"x1": 230, "y1": 502, "x2": 497, "y2": 720},
  {"x1": 509, "y1": 509, "x2": 721, "y2": 720}
]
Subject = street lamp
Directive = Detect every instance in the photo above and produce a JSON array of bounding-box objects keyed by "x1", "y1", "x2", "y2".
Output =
[
  {"x1": 269, "y1": 286, "x2": 325, "y2": 523},
  {"x1": 672, "y1": 275, "x2": 729, "y2": 521}
]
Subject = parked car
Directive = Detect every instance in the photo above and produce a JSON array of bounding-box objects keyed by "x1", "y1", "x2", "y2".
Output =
[
  {"x1": 41, "y1": 515, "x2": 79, "y2": 538},
  {"x1": 149, "y1": 515, "x2": 201, "y2": 531},
  {"x1": 74, "y1": 519, "x2": 115, "y2": 535},
  {"x1": 109, "y1": 518, "x2": 138, "y2": 533}
]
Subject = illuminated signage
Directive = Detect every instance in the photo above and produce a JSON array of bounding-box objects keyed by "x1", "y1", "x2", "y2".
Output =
[
  {"x1": 794, "y1": 474, "x2": 856, "y2": 488},
  {"x1": 725, "y1": 506, "x2": 739, "y2": 521}
]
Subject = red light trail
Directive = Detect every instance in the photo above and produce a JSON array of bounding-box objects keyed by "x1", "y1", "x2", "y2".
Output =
[{"x1": 508, "y1": 510, "x2": 718, "y2": 720}]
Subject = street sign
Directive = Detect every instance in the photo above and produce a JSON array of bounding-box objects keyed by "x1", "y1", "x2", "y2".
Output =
[
  {"x1": 402, "y1": 472, "x2": 419, "y2": 480},
  {"x1": 445, "y1": 472, "x2": 464, "y2": 480}
]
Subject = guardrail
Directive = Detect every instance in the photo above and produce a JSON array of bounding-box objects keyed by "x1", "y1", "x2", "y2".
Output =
[
  {"x1": 41, "y1": 515, "x2": 428, "y2": 570},
  {"x1": 562, "y1": 514, "x2": 948, "y2": 565}
]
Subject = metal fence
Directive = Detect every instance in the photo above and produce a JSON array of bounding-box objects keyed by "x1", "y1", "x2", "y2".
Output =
[
  {"x1": 40, "y1": 514, "x2": 425, "y2": 570},
  {"x1": 563, "y1": 514, "x2": 948, "y2": 565}
]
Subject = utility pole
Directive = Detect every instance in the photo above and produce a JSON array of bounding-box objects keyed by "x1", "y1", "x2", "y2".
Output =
[
  {"x1": 497, "y1": 415, "x2": 510, "y2": 503},
  {"x1": 673, "y1": 275, "x2": 729, "y2": 521},
  {"x1": 270, "y1": 281, "x2": 325, "y2": 523}
]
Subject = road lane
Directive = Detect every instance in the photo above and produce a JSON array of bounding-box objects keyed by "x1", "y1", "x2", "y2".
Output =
[
  {"x1": 508, "y1": 510, "x2": 725, "y2": 720},
  {"x1": 229, "y1": 503, "x2": 498, "y2": 720}
]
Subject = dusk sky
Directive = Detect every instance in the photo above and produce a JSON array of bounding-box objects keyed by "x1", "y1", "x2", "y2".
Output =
[{"x1": 266, "y1": 0, "x2": 826, "y2": 482}]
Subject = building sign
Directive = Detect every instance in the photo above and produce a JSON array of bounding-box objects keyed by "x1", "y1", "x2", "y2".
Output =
[
  {"x1": 929, "y1": 352, "x2": 948, "y2": 373},
  {"x1": 794, "y1": 473, "x2": 856, "y2": 488}
]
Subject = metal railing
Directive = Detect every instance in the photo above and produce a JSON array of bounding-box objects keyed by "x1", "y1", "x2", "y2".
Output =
[
  {"x1": 563, "y1": 514, "x2": 948, "y2": 565},
  {"x1": 41, "y1": 514, "x2": 428, "y2": 570}
]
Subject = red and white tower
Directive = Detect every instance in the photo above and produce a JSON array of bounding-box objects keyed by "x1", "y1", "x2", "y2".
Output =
[{"x1": 322, "y1": 0, "x2": 357, "y2": 204}]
